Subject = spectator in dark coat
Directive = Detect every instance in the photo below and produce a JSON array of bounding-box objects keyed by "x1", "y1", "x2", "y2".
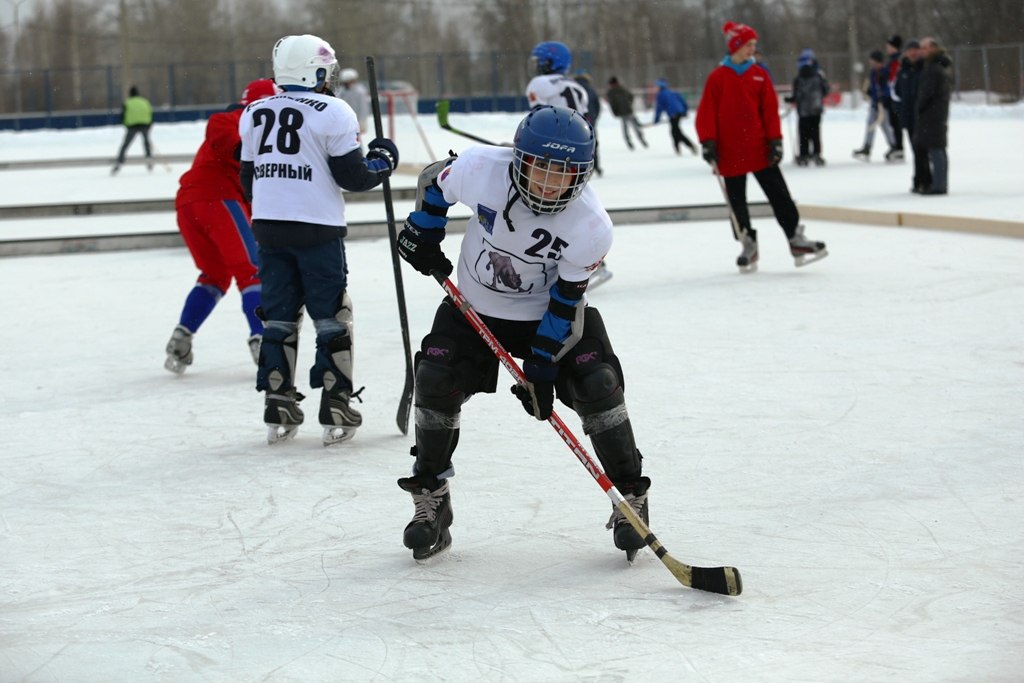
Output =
[
  {"x1": 913, "y1": 37, "x2": 953, "y2": 195},
  {"x1": 574, "y1": 70, "x2": 603, "y2": 175},
  {"x1": 786, "y1": 48, "x2": 830, "y2": 166},
  {"x1": 895, "y1": 40, "x2": 930, "y2": 192},
  {"x1": 606, "y1": 76, "x2": 647, "y2": 149},
  {"x1": 653, "y1": 79, "x2": 697, "y2": 155}
]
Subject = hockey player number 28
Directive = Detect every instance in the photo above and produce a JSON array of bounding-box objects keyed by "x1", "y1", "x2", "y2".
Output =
[{"x1": 252, "y1": 107, "x2": 304, "y2": 155}]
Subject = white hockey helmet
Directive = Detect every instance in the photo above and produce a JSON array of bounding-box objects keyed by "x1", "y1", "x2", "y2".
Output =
[
  {"x1": 272, "y1": 34, "x2": 337, "y2": 89},
  {"x1": 339, "y1": 67, "x2": 359, "y2": 83}
]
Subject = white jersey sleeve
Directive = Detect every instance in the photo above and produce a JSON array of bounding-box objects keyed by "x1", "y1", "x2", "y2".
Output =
[
  {"x1": 239, "y1": 91, "x2": 362, "y2": 226},
  {"x1": 526, "y1": 74, "x2": 590, "y2": 114},
  {"x1": 437, "y1": 146, "x2": 611, "y2": 321}
]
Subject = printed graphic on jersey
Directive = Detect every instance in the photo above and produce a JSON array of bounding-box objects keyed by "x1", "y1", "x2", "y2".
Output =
[
  {"x1": 477, "y1": 204, "x2": 497, "y2": 235},
  {"x1": 471, "y1": 237, "x2": 547, "y2": 294}
]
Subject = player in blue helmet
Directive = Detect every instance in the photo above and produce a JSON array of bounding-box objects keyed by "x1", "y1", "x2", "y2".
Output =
[
  {"x1": 511, "y1": 105, "x2": 595, "y2": 214},
  {"x1": 393, "y1": 105, "x2": 651, "y2": 563},
  {"x1": 531, "y1": 41, "x2": 573, "y2": 75}
]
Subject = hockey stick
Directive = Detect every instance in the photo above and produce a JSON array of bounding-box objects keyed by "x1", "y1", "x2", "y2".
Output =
[
  {"x1": 367, "y1": 55, "x2": 414, "y2": 435},
  {"x1": 432, "y1": 271, "x2": 742, "y2": 596},
  {"x1": 711, "y1": 161, "x2": 745, "y2": 242},
  {"x1": 436, "y1": 99, "x2": 499, "y2": 145}
]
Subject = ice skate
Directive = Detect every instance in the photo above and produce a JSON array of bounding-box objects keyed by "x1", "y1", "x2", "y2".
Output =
[
  {"x1": 789, "y1": 224, "x2": 828, "y2": 267},
  {"x1": 588, "y1": 261, "x2": 614, "y2": 289},
  {"x1": 606, "y1": 477, "x2": 651, "y2": 563},
  {"x1": 812, "y1": 155, "x2": 826, "y2": 166},
  {"x1": 884, "y1": 148, "x2": 904, "y2": 163},
  {"x1": 736, "y1": 234, "x2": 759, "y2": 274},
  {"x1": 163, "y1": 325, "x2": 193, "y2": 374},
  {"x1": 795, "y1": 155, "x2": 810, "y2": 167},
  {"x1": 264, "y1": 389, "x2": 304, "y2": 444},
  {"x1": 318, "y1": 382, "x2": 363, "y2": 446},
  {"x1": 397, "y1": 474, "x2": 453, "y2": 561},
  {"x1": 852, "y1": 146, "x2": 870, "y2": 162},
  {"x1": 247, "y1": 334, "x2": 261, "y2": 365}
]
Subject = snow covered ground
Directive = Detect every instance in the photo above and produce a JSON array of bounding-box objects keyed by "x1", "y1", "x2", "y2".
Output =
[{"x1": 1, "y1": 102, "x2": 1022, "y2": 682}]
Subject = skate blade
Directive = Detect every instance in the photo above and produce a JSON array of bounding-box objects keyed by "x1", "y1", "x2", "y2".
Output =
[
  {"x1": 267, "y1": 424, "x2": 299, "y2": 444},
  {"x1": 412, "y1": 529, "x2": 452, "y2": 562},
  {"x1": 164, "y1": 356, "x2": 188, "y2": 374},
  {"x1": 322, "y1": 425, "x2": 357, "y2": 446},
  {"x1": 625, "y1": 548, "x2": 643, "y2": 564},
  {"x1": 794, "y1": 249, "x2": 829, "y2": 267},
  {"x1": 737, "y1": 262, "x2": 758, "y2": 274}
]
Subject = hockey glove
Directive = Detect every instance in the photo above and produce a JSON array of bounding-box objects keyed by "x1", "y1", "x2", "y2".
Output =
[
  {"x1": 511, "y1": 357, "x2": 558, "y2": 421},
  {"x1": 397, "y1": 212, "x2": 453, "y2": 277},
  {"x1": 701, "y1": 140, "x2": 718, "y2": 165},
  {"x1": 366, "y1": 137, "x2": 399, "y2": 176},
  {"x1": 769, "y1": 138, "x2": 784, "y2": 166}
]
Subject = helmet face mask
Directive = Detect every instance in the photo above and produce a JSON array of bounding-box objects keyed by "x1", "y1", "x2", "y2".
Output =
[
  {"x1": 530, "y1": 41, "x2": 572, "y2": 75},
  {"x1": 512, "y1": 106, "x2": 594, "y2": 214},
  {"x1": 272, "y1": 34, "x2": 338, "y2": 90}
]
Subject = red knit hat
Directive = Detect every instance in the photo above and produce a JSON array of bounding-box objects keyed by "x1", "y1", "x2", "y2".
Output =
[
  {"x1": 240, "y1": 78, "x2": 279, "y2": 106},
  {"x1": 723, "y1": 21, "x2": 758, "y2": 54}
]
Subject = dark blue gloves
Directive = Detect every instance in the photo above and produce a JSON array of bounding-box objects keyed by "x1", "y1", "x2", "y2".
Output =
[
  {"x1": 511, "y1": 357, "x2": 558, "y2": 421},
  {"x1": 366, "y1": 137, "x2": 398, "y2": 175},
  {"x1": 397, "y1": 212, "x2": 452, "y2": 277}
]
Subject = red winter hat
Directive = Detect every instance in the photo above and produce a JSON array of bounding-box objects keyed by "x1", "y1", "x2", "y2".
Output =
[
  {"x1": 723, "y1": 21, "x2": 758, "y2": 54},
  {"x1": 240, "y1": 78, "x2": 279, "y2": 105}
]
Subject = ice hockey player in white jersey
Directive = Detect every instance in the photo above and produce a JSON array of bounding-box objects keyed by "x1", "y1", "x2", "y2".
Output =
[
  {"x1": 239, "y1": 33, "x2": 398, "y2": 445},
  {"x1": 525, "y1": 41, "x2": 590, "y2": 113},
  {"x1": 394, "y1": 105, "x2": 651, "y2": 562}
]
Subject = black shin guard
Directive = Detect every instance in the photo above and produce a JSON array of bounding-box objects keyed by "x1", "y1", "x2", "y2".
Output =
[
  {"x1": 412, "y1": 334, "x2": 464, "y2": 477},
  {"x1": 565, "y1": 339, "x2": 642, "y2": 484}
]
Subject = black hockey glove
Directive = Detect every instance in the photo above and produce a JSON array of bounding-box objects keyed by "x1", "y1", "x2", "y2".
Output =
[
  {"x1": 511, "y1": 357, "x2": 558, "y2": 421},
  {"x1": 397, "y1": 212, "x2": 452, "y2": 277},
  {"x1": 768, "y1": 138, "x2": 784, "y2": 165},
  {"x1": 701, "y1": 140, "x2": 718, "y2": 165},
  {"x1": 366, "y1": 137, "x2": 399, "y2": 175}
]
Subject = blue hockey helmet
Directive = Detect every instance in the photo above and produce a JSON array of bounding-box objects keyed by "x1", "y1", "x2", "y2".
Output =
[
  {"x1": 512, "y1": 105, "x2": 595, "y2": 215},
  {"x1": 531, "y1": 41, "x2": 572, "y2": 75}
]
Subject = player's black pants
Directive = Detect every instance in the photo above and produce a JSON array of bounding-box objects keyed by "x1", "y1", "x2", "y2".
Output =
[
  {"x1": 797, "y1": 114, "x2": 822, "y2": 158},
  {"x1": 669, "y1": 115, "x2": 696, "y2": 154},
  {"x1": 723, "y1": 164, "x2": 800, "y2": 241},
  {"x1": 116, "y1": 124, "x2": 152, "y2": 164},
  {"x1": 410, "y1": 300, "x2": 642, "y2": 486}
]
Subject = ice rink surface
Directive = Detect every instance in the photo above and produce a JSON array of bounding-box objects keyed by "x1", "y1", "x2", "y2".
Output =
[{"x1": 1, "y1": 101, "x2": 1022, "y2": 682}]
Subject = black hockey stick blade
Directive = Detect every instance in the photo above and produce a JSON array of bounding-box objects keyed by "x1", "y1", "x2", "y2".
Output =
[
  {"x1": 366, "y1": 55, "x2": 415, "y2": 435},
  {"x1": 618, "y1": 500, "x2": 742, "y2": 596},
  {"x1": 436, "y1": 99, "x2": 498, "y2": 145}
]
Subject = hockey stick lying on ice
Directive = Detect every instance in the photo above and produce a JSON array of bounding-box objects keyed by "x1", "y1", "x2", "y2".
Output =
[
  {"x1": 367, "y1": 55, "x2": 415, "y2": 435},
  {"x1": 432, "y1": 271, "x2": 743, "y2": 596},
  {"x1": 436, "y1": 99, "x2": 500, "y2": 145}
]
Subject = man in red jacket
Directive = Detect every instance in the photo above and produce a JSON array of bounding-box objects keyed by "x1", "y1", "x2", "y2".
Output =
[
  {"x1": 165, "y1": 78, "x2": 280, "y2": 374},
  {"x1": 696, "y1": 21, "x2": 827, "y2": 273}
]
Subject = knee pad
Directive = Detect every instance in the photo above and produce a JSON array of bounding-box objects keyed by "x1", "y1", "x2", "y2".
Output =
[
  {"x1": 257, "y1": 321, "x2": 300, "y2": 392},
  {"x1": 415, "y1": 334, "x2": 464, "y2": 419}
]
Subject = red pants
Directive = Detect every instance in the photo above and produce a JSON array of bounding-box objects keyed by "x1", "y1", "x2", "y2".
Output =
[{"x1": 177, "y1": 200, "x2": 259, "y2": 293}]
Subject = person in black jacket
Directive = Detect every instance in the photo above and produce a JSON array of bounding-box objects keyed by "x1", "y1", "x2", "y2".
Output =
[
  {"x1": 787, "y1": 48, "x2": 830, "y2": 166},
  {"x1": 895, "y1": 40, "x2": 929, "y2": 192},
  {"x1": 606, "y1": 76, "x2": 647, "y2": 150},
  {"x1": 913, "y1": 37, "x2": 953, "y2": 195}
]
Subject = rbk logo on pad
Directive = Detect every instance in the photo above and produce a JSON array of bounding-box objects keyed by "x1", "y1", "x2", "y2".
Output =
[{"x1": 477, "y1": 204, "x2": 497, "y2": 234}]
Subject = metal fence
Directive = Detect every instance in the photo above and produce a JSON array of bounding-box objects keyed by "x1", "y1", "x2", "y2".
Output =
[{"x1": 1, "y1": 42, "x2": 1020, "y2": 123}]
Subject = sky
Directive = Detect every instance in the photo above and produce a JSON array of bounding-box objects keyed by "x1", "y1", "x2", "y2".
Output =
[{"x1": 1, "y1": 101, "x2": 1022, "y2": 682}]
